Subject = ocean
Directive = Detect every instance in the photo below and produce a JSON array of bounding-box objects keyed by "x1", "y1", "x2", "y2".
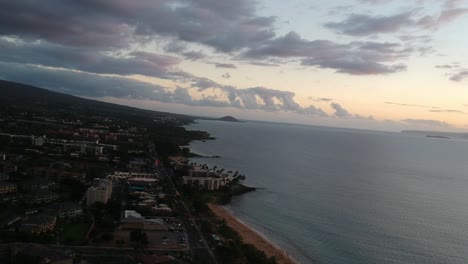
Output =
[{"x1": 186, "y1": 119, "x2": 468, "y2": 264}]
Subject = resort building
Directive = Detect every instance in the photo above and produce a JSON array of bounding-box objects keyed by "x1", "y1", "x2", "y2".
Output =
[
  {"x1": 182, "y1": 167, "x2": 232, "y2": 191},
  {"x1": 86, "y1": 178, "x2": 112, "y2": 206}
]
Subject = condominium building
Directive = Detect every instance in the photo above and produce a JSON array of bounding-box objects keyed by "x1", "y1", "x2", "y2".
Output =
[
  {"x1": 86, "y1": 178, "x2": 112, "y2": 206},
  {"x1": 182, "y1": 167, "x2": 232, "y2": 191}
]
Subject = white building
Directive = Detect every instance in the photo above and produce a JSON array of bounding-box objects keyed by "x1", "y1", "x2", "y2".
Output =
[{"x1": 86, "y1": 179, "x2": 112, "y2": 206}]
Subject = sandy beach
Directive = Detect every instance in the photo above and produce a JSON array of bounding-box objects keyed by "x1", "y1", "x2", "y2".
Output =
[{"x1": 208, "y1": 203, "x2": 297, "y2": 264}]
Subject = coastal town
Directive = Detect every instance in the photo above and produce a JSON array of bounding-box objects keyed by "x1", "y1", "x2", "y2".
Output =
[{"x1": 0, "y1": 81, "x2": 292, "y2": 264}]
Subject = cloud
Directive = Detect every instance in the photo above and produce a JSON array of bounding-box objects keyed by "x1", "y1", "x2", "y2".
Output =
[
  {"x1": 0, "y1": 0, "x2": 429, "y2": 78},
  {"x1": 401, "y1": 118, "x2": 452, "y2": 128},
  {"x1": 430, "y1": 109, "x2": 466, "y2": 114},
  {"x1": 0, "y1": 37, "x2": 182, "y2": 78},
  {"x1": 435, "y1": 64, "x2": 459, "y2": 69},
  {"x1": 450, "y1": 70, "x2": 468, "y2": 82},
  {"x1": 309, "y1": 97, "x2": 333, "y2": 102},
  {"x1": 221, "y1": 73, "x2": 231, "y2": 79},
  {"x1": 385, "y1": 101, "x2": 439, "y2": 109},
  {"x1": 248, "y1": 61, "x2": 280, "y2": 67},
  {"x1": 163, "y1": 42, "x2": 207, "y2": 61},
  {"x1": 324, "y1": 12, "x2": 414, "y2": 36},
  {"x1": 325, "y1": 8, "x2": 468, "y2": 36},
  {"x1": 0, "y1": 62, "x2": 330, "y2": 117},
  {"x1": 243, "y1": 32, "x2": 409, "y2": 75},
  {"x1": 417, "y1": 8, "x2": 468, "y2": 29},
  {"x1": 0, "y1": 0, "x2": 276, "y2": 53},
  {"x1": 331, "y1": 103, "x2": 352, "y2": 118},
  {"x1": 215, "y1": 63, "x2": 237, "y2": 69}
]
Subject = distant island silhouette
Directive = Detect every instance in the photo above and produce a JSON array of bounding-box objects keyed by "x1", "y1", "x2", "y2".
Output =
[{"x1": 218, "y1": 116, "x2": 240, "y2": 122}]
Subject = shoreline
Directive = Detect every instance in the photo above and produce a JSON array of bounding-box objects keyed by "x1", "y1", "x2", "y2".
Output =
[{"x1": 208, "y1": 203, "x2": 298, "y2": 264}]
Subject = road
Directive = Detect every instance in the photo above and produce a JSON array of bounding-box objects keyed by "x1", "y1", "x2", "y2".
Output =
[{"x1": 151, "y1": 151, "x2": 217, "y2": 264}]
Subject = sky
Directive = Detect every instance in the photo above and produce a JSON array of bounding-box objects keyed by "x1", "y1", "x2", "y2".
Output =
[{"x1": 1, "y1": 0, "x2": 468, "y2": 131}]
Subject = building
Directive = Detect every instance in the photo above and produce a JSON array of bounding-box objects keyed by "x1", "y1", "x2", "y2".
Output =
[
  {"x1": 182, "y1": 167, "x2": 232, "y2": 191},
  {"x1": 86, "y1": 178, "x2": 112, "y2": 206},
  {"x1": 120, "y1": 210, "x2": 167, "y2": 231},
  {"x1": 30, "y1": 190, "x2": 60, "y2": 204},
  {"x1": 0, "y1": 182, "x2": 17, "y2": 195},
  {"x1": 107, "y1": 171, "x2": 155, "y2": 182},
  {"x1": 42, "y1": 202, "x2": 83, "y2": 219},
  {"x1": 19, "y1": 178, "x2": 57, "y2": 192},
  {"x1": 20, "y1": 214, "x2": 57, "y2": 234}
]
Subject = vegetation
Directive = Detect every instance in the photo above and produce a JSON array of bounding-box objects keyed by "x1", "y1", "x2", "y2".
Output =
[
  {"x1": 216, "y1": 221, "x2": 277, "y2": 264},
  {"x1": 59, "y1": 221, "x2": 92, "y2": 244}
]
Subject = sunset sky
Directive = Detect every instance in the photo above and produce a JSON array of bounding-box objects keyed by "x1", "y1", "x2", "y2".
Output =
[{"x1": 1, "y1": 0, "x2": 468, "y2": 131}]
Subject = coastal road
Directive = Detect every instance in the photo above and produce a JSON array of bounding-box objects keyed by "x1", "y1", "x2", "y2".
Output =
[{"x1": 150, "y1": 151, "x2": 217, "y2": 264}]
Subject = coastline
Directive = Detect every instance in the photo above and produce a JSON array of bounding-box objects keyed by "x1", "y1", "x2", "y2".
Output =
[{"x1": 208, "y1": 203, "x2": 298, "y2": 264}]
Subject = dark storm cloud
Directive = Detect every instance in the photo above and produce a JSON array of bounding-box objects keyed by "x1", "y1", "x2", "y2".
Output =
[
  {"x1": 0, "y1": 0, "x2": 425, "y2": 77},
  {"x1": 0, "y1": 0, "x2": 276, "y2": 52},
  {"x1": 401, "y1": 118, "x2": 452, "y2": 128},
  {"x1": 242, "y1": 32, "x2": 409, "y2": 75},
  {"x1": 0, "y1": 38, "x2": 182, "y2": 78}
]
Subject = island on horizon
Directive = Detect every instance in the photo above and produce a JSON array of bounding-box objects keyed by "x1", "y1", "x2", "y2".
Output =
[{"x1": 218, "y1": 116, "x2": 241, "y2": 122}]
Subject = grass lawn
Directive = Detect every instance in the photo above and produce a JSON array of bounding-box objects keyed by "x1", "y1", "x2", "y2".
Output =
[{"x1": 59, "y1": 221, "x2": 92, "y2": 244}]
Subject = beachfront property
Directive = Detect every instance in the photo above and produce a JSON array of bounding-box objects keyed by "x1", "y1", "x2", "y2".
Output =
[
  {"x1": 86, "y1": 178, "x2": 112, "y2": 206},
  {"x1": 182, "y1": 166, "x2": 233, "y2": 190}
]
